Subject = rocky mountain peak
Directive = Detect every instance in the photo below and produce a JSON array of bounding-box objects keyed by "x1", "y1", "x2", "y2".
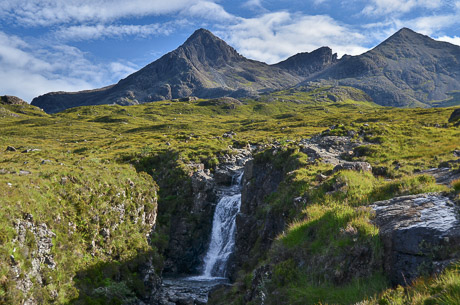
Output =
[
  {"x1": 177, "y1": 28, "x2": 243, "y2": 66},
  {"x1": 375, "y1": 27, "x2": 441, "y2": 51},
  {"x1": 273, "y1": 46, "x2": 338, "y2": 77}
]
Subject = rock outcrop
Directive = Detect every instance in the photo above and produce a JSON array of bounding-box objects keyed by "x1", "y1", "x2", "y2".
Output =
[
  {"x1": 299, "y1": 135, "x2": 363, "y2": 165},
  {"x1": 0, "y1": 95, "x2": 27, "y2": 105},
  {"x1": 371, "y1": 193, "x2": 460, "y2": 285},
  {"x1": 230, "y1": 156, "x2": 285, "y2": 281}
]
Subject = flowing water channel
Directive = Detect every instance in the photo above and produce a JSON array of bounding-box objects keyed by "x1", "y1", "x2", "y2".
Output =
[{"x1": 159, "y1": 171, "x2": 244, "y2": 304}]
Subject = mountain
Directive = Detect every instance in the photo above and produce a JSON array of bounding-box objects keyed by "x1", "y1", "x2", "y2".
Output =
[
  {"x1": 273, "y1": 46, "x2": 338, "y2": 77},
  {"x1": 32, "y1": 29, "x2": 315, "y2": 113},
  {"x1": 31, "y1": 28, "x2": 460, "y2": 112},
  {"x1": 305, "y1": 28, "x2": 460, "y2": 107}
]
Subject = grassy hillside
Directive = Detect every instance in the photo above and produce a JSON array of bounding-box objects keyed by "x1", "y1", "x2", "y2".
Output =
[{"x1": 1, "y1": 91, "x2": 459, "y2": 304}]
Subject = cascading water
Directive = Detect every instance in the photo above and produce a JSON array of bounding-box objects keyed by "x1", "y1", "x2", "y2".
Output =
[
  {"x1": 159, "y1": 165, "x2": 248, "y2": 304},
  {"x1": 199, "y1": 172, "x2": 243, "y2": 279}
]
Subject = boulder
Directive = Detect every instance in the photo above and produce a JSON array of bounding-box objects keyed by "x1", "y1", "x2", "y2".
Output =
[
  {"x1": 371, "y1": 193, "x2": 460, "y2": 285},
  {"x1": 333, "y1": 161, "x2": 372, "y2": 173}
]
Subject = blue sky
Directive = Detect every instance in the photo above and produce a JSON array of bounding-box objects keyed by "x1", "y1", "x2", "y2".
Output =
[{"x1": 1, "y1": 0, "x2": 459, "y2": 102}]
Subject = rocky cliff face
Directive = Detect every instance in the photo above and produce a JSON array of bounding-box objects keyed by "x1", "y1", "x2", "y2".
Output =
[{"x1": 229, "y1": 157, "x2": 285, "y2": 280}]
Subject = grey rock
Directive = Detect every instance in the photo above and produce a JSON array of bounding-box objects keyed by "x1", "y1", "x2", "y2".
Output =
[
  {"x1": 41, "y1": 159, "x2": 52, "y2": 164},
  {"x1": 230, "y1": 155, "x2": 285, "y2": 280},
  {"x1": 19, "y1": 170, "x2": 31, "y2": 176},
  {"x1": 333, "y1": 161, "x2": 372, "y2": 173},
  {"x1": 299, "y1": 135, "x2": 364, "y2": 165},
  {"x1": 371, "y1": 193, "x2": 460, "y2": 285},
  {"x1": 22, "y1": 148, "x2": 41, "y2": 153},
  {"x1": 419, "y1": 167, "x2": 460, "y2": 185},
  {"x1": 11, "y1": 215, "x2": 57, "y2": 303}
]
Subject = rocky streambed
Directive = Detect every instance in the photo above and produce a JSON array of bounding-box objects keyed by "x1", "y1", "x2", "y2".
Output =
[{"x1": 159, "y1": 277, "x2": 229, "y2": 305}]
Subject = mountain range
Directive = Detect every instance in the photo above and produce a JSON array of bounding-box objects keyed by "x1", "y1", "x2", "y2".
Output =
[{"x1": 31, "y1": 28, "x2": 460, "y2": 113}]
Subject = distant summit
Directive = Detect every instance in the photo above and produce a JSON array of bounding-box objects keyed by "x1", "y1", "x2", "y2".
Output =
[
  {"x1": 32, "y1": 27, "x2": 460, "y2": 113},
  {"x1": 274, "y1": 47, "x2": 338, "y2": 77},
  {"x1": 305, "y1": 27, "x2": 460, "y2": 107}
]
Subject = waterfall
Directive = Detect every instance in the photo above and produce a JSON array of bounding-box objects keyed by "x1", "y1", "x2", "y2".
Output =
[{"x1": 199, "y1": 172, "x2": 243, "y2": 279}]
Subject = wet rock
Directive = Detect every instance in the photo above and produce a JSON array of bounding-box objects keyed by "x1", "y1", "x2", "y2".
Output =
[
  {"x1": 231, "y1": 156, "x2": 285, "y2": 281},
  {"x1": 6, "y1": 146, "x2": 17, "y2": 152},
  {"x1": 371, "y1": 193, "x2": 460, "y2": 285},
  {"x1": 159, "y1": 277, "x2": 227, "y2": 305},
  {"x1": 213, "y1": 168, "x2": 233, "y2": 185},
  {"x1": 333, "y1": 161, "x2": 372, "y2": 173}
]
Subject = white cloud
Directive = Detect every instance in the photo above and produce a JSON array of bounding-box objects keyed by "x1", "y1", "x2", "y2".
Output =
[
  {"x1": 54, "y1": 23, "x2": 175, "y2": 41},
  {"x1": 185, "y1": 1, "x2": 234, "y2": 21},
  {"x1": 408, "y1": 14, "x2": 458, "y2": 35},
  {"x1": 220, "y1": 12, "x2": 369, "y2": 64},
  {"x1": 436, "y1": 35, "x2": 460, "y2": 46},
  {"x1": 0, "y1": 31, "x2": 138, "y2": 102},
  {"x1": 243, "y1": 0, "x2": 264, "y2": 9},
  {"x1": 362, "y1": 0, "x2": 443, "y2": 16},
  {"x1": 0, "y1": 0, "x2": 222, "y2": 26}
]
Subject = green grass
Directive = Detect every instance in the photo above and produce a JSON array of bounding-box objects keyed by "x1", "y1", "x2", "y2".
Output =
[{"x1": 0, "y1": 88, "x2": 459, "y2": 304}]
